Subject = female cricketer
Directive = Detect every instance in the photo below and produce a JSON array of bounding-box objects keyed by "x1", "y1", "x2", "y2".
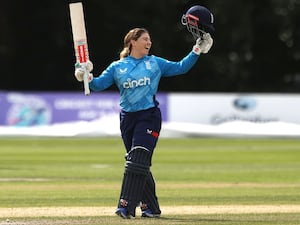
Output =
[{"x1": 74, "y1": 27, "x2": 213, "y2": 219}]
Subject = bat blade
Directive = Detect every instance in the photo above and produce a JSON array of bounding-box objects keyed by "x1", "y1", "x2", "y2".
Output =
[{"x1": 69, "y1": 2, "x2": 90, "y2": 95}]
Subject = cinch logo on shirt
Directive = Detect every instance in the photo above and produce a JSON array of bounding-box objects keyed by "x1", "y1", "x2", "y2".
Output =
[{"x1": 123, "y1": 77, "x2": 151, "y2": 89}]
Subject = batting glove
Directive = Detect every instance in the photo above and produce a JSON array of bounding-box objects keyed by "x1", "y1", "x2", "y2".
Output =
[
  {"x1": 192, "y1": 33, "x2": 213, "y2": 55},
  {"x1": 74, "y1": 60, "x2": 93, "y2": 82}
]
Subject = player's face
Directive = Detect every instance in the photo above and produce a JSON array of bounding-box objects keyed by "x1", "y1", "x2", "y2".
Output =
[{"x1": 131, "y1": 32, "x2": 152, "y2": 58}]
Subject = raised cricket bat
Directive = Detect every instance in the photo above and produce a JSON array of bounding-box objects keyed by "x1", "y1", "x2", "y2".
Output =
[{"x1": 69, "y1": 2, "x2": 90, "y2": 95}]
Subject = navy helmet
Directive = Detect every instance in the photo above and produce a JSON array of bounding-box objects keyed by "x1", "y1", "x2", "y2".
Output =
[{"x1": 182, "y1": 5, "x2": 215, "y2": 39}]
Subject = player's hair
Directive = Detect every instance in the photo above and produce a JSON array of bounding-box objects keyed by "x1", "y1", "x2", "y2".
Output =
[{"x1": 120, "y1": 28, "x2": 149, "y2": 59}]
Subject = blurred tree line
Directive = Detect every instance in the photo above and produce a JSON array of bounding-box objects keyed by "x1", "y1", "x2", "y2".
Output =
[{"x1": 0, "y1": 0, "x2": 299, "y2": 92}]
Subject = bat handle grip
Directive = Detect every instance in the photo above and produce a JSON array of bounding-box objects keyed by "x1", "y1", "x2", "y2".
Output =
[{"x1": 83, "y1": 69, "x2": 90, "y2": 96}]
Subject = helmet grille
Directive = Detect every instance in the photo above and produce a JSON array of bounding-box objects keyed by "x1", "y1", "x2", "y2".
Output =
[{"x1": 181, "y1": 14, "x2": 206, "y2": 40}]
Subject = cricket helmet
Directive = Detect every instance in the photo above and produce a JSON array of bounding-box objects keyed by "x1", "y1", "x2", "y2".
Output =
[{"x1": 181, "y1": 5, "x2": 215, "y2": 39}]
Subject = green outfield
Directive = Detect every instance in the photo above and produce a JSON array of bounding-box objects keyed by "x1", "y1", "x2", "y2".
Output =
[{"x1": 0, "y1": 137, "x2": 300, "y2": 225}]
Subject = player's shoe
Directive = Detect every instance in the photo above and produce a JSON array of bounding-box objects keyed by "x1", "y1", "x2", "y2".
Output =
[
  {"x1": 115, "y1": 207, "x2": 131, "y2": 219},
  {"x1": 141, "y1": 209, "x2": 160, "y2": 218}
]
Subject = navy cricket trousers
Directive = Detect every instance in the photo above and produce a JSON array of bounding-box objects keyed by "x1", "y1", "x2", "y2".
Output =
[{"x1": 120, "y1": 107, "x2": 162, "y2": 156}]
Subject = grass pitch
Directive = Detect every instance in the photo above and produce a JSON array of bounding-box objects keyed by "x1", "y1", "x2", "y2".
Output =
[{"x1": 0, "y1": 137, "x2": 300, "y2": 224}]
